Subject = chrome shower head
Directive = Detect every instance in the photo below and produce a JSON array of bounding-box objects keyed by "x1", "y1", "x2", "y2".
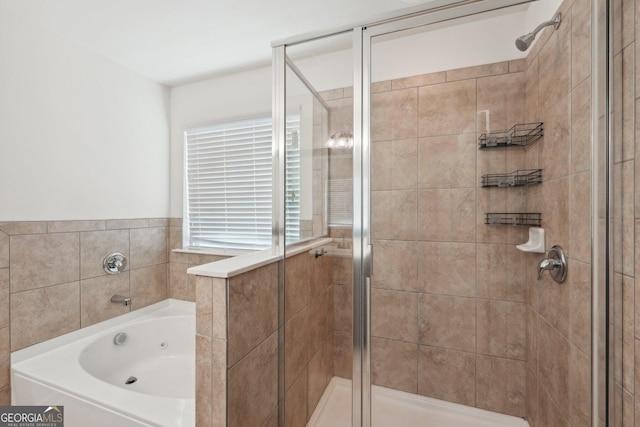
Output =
[
  {"x1": 515, "y1": 33, "x2": 536, "y2": 51},
  {"x1": 515, "y1": 13, "x2": 561, "y2": 52}
]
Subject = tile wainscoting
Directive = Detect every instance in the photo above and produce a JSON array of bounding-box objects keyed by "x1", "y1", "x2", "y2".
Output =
[{"x1": 0, "y1": 217, "x2": 226, "y2": 404}]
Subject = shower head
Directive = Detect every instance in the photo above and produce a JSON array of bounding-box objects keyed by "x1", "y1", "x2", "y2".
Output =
[
  {"x1": 515, "y1": 13, "x2": 561, "y2": 52},
  {"x1": 515, "y1": 33, "x2": 536, "y2": 51}
]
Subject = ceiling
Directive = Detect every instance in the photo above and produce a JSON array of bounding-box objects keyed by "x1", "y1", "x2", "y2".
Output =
[{"x1": 2, "y1": 0, "x2": 452, "y2": 87}]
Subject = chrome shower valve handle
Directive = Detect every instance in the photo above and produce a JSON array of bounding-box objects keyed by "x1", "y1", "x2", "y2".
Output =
[
  {"x1": 537, "y1": 245, "x2": 567, "y2": 283},
  {"x1": 104, "y1": 253, "x2": 127, "y2": 274}
]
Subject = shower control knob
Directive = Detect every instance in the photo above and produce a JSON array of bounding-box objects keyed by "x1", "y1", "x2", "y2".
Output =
[{"x1": 537, "y1": 245, "x2": 567, "y2": 283}]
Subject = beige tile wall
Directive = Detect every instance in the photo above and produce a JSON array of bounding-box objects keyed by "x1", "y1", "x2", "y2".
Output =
[
  {"x1": 614, "y1": 0, "x2": 636, "y2": 424},
  {"x1": 524, "y1": 0, "x2": 592, "y2": 425},
  {"x1": 226, "y1": 262, "x2": 279, "y2": 427},
  {"x1": 284, "y1": 250, "x2": 334, "y2": 426},
  {"x1": 328, "y1": 61, "x2": 530, "y2": 416},
  {"x1": 194, "y1": 248, "x2": 333, "y2": 427},
  {"x1": 0, "y1": 217, "x2": 202, "y2": 405},
  {"x1": 326, "y1": 1, "x2": 597, "y2": 423},
  {"x1": 195, "y1": 273, "x2": 227, "y2": 427},
  {"x1": 195, "y1": 261, "x2": 280, "y2": 427}
]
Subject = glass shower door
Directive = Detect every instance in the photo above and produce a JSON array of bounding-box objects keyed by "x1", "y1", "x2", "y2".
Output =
[
  {"x1": 274, "y1": 0, "x2": 609, "y2": 423},
  {"x1": 362, "y1": 1, "x2": 594, "y2": 426},
  {"x1": 279, "y1": 31, "x2": 356, "y2": 426}
]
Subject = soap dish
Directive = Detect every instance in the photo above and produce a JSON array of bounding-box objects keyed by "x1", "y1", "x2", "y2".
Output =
[{"x1": 516, "y1": 227, "x2": 545, "y2": 253}]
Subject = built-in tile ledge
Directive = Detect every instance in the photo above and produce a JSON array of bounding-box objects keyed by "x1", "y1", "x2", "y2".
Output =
[
  {"x1": 186, "y1": 237, "x2": 334, "y2": 279},
  {"x1": 187, "y1": 249, "x2": 279, "y2": 278}
]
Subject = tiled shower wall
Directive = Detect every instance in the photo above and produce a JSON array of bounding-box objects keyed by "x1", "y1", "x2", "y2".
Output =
[
  {"x1": 523, "y1": 0, "x2": 592, "y2": 425},
  {"x1": 283, "y1": 250, "x2": 334, "y2": 426},
  {"x1": 328, "y1": 61, "x2": 532, "y2": 417},
  {"x1": 615, "y1": 0, "x2": 638, "y2": 424},
  {"x1": 369, "y1": 61, "x2": 534, "y2": 417},
  {"x1": 327, "y1": 0, "x2": 593, "y2": 421},
  {"x1": 0, "y1": 217, "x2": 217, "y2": 405}
]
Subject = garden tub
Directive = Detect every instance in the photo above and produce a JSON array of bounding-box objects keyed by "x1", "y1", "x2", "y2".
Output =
[{"x1": 11, "y1": 299, "x2": 195, "y2": 427}]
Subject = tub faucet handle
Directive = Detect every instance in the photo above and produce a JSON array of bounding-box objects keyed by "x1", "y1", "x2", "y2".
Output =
[
  {"x1": 111, "y1": 294, "x2": 131, "y2": 306},
  {"x1": 103, "y1": 253, "x2": 127, "y2": 274}
]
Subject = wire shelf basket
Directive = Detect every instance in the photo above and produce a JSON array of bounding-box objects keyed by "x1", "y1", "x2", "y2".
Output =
[
  {"x1": 479, "y1": 122, "x2": 543, "y2": 149},
  {"x1": 481, "y1": 169, "x2": 542, "y2": 188},
  {"x1": 485, "y1": 212, "x2": 541, "y2": 227}
]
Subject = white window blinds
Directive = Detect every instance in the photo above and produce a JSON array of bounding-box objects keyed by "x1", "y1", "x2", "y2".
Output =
[
  {"x1": 328, "y1": 178, "x2": 353, "y2": 226},
  {"x1": 184, "y1": 115, "x2": 300, "y2": 251},
  {"x1": 285, "y1": 123, "x2": 300, "y2": 244}
]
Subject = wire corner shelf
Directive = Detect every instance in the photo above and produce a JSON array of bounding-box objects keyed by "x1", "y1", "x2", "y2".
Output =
[
  {"x1": 481, "y1": 169, "x2": 542, "y2": 188},
  {"x1": 478, "y1": 122, "x2": 543, "y2": 149},
  {"x1": 484, "y1": 212, "x2": 541, "y2": 227}
]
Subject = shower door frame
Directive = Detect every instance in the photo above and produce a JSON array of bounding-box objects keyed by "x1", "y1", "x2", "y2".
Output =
[
  {"x1": 272, "y1": 0, "x2": 611, "y2": 425},
  {"x1": 356, "y1": 2, "x2": 611, "y2": 422},
  {"x1": 353, "y1": 3, "x2": 537, "y2": 425}
]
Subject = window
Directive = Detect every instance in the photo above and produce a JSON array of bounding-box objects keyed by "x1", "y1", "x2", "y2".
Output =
[{"x1": 184, "y1": 115, "x2": 300, "y2": 251}]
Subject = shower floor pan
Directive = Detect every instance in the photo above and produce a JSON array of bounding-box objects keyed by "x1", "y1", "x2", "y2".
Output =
[{"x1": 308, "y1": 377, "x2": 530, "y2": 427}]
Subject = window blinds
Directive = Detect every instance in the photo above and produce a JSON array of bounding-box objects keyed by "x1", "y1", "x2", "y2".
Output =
[
  {"x1": 184, "y1": 115, "x2": 300, "y2": 251},
  {"x1": 285, "y1": 125, "x2": 300, "y2": 244},
  {"x1": 328, "y1": 178, "x2": 353, "y2": 226}
]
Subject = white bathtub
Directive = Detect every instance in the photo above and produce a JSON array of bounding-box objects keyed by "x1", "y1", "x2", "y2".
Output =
[{"x1": 11, "y1": 299, "x2": 195, "y2": 427}]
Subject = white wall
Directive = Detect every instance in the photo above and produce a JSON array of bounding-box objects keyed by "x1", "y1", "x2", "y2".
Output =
[
  {"x1": 0, "y1": 8, "x2": 170, "y2": 221},
  {"x1": 169, "y1": 67, "x2": 272, "y2": 217}
]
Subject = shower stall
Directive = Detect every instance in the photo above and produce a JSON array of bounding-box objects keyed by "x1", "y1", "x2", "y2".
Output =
[{"x1": 272, "y1": 0, "x2": 616, "y2": 425}]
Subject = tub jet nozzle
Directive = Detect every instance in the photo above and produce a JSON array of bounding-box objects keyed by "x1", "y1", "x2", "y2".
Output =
[{"x1": 113, "y1": 332, "x2": 128, "y2": 345}]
